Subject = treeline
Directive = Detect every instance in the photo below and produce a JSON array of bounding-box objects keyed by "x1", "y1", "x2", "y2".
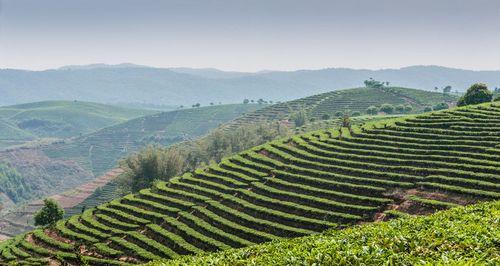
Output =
[{"x1": 118, "y1": 122, "x2": 291, "y2": 192}]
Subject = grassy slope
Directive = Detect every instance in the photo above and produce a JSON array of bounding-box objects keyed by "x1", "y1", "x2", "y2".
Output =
[
  {"x1": 0, "y1": 100, "x2": 156, "y2": 142},
  {"x1": 155, "y1": 200, "x2": 500, "y2": 265},
  {"x1": 0, "y1": 102, "x2": 497, "y2": 265},
  {"x1": 42, "y1": 104, "x2": 264, "y2": 176}
]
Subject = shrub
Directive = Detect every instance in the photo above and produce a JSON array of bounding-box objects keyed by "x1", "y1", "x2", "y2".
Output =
[
  {"x1": 34, "y1": 199, "x2": 64, "y2": 226},
  {"x1": 379, "y1": 104, "x2": 395, "y2": 114},
  {"x1": 433, "y1": 102, "x2": 449, "y2": 111},
  {"x1": 351, "y1": 111, "x2": 361, "y2": 117},
  {"x1": 404, "y1": 105, "x2": 413, "y2": 113},
  {"x1": 334, "y1": 111, "x2": 343, "y2": 117},
  {"x1": 292, "y1": 110, "x2": 307, "y2": 127},
  {"x1": 457, "y1": 83, "x2": 493, "y2": 106},
  {"x1": 494, "y1": 95, "x2": 500, "y2": 102},
  {"x1": 424, "y1": 106, "x2": 433, "y2": 112},
  {"x1": 395, "y1": 104, "x2": 405, "y2": 113},
  {"x1": 366, "y1": 106, "x2": 378, "y2": 115}
]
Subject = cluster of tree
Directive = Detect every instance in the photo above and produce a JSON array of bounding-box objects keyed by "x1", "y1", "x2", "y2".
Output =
[
  {"x1": 434, "y1": 85, "x2": 453, "y2": 95},
  {"x1": 364, "y1": 78, "x2": 389, "y2": 88},
  {"x1": 0, "y1": 163, "x2": 34, "y2": 203},
  {"x1": 422, "y1": 102, "x2": 449, "y2": 112},
  {"x1": 366, "y1": 103, "x2": 412, "y2": 115},
  {"x1": 243, "y1": 99, "x2": 273, "y2": 105},
  {"x1": 457, "y1": 83, "x2": 493, "y2": 107},
  {"x1": 119, "y1": 122, "x2": 291, "y2": 192}
]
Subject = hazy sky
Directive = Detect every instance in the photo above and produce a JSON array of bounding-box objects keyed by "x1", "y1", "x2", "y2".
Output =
[{"x1": 1, "y1": 0, "x2": 499, "y2": 71}]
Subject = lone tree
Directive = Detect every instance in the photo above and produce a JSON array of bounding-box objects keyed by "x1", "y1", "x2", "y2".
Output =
[
  {"x1": 34, "y1": 199, "x2": 64, "y2": 226},
  {"x1": 457, "y1": 83, "x2": 493, "y2": 107}
]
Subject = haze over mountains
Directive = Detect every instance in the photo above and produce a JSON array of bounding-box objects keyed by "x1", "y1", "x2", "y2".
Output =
[{"x1": 1, "y1": 64, "x2": 500, "y2": 107}]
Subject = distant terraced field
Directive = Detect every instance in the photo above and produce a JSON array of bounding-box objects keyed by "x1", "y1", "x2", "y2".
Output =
[
  {"x1": 223, "y1": 86, "x2": 456, "y2": 130},
  {"x1": 0, "y1": 101, "x2": 497, "y2": 265}
]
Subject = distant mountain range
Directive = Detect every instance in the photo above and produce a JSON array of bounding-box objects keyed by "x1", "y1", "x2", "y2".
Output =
[{"x1": 1, "y1": 64, "x2": 499, "y2": 106}]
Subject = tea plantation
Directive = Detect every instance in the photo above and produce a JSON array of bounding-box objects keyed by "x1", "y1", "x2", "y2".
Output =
[
  {"x1": 0, "y1": 101, "x2": 497, "y2": 265},
  {"x1": 224, "y1": 86, "x2": 456, "y2": 130},
  {"x1": 152, "y1": 200, "x2": 499, "y2": 265}
]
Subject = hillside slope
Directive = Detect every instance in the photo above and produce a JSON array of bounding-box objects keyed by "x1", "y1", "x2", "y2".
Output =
[
  {"x1": 0, "y1": 101, "x2": 155, "y2": 149},
  {"x1": 0, "y1": 104, "x2": 262, "y2": 207},
  {"x1": 154, "y1": 200, "x2": 500, "y2": 265},
  {"x1": 224, "y1": 86, "x2": 456, "y2": 130},
  {"x1": 0, "y1": 102, "x2": 497, "y2": 265}
]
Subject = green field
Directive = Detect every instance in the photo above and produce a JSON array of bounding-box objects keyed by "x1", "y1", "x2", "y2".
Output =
[
  {"x1": 0, "y1": 101, "x2": 156, "y2": 149},
  {"x1": 0, "y1": 101, "x2": 497, "y2": 265}
]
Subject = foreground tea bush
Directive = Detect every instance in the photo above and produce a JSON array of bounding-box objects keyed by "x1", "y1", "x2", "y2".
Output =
[{"x1": 152, "y1": 201, "x2": 500, "y2": 266}]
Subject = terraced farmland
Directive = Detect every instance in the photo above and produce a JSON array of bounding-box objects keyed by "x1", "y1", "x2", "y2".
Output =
[
  {"x1": 0, "y1": 102, "x2": 497, "y2": 265},
  {"x1": 223, "y1": 86, "x2": 456, "y2": 130}
]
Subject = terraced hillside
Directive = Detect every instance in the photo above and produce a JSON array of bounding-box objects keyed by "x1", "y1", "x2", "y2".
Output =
[
  {"x1": 42, "y1": 104, "x2": 263, "y2": 177},
  {"x1": 224, "y1": 86, "x2": 456, "y2": 130},
  {"x1": 0, "y1": 102, "x2": 497, "y2": 265},
  {"x1": 0, "y1": 101, "x2": 155, "y2": 149}
]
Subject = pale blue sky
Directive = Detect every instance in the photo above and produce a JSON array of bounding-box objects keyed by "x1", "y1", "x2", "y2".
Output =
[{"x1": 1, "y1": 0, "x2": 499, "y2": 71}]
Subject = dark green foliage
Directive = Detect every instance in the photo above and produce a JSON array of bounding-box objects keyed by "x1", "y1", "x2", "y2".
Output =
[
  {"x1": 122, "y1": 146, "x2": 184, "y2": 192},
  {"x1": 458, "y1": 83, "x2": 493, "y2": 107},
  {"x1": 404, "y1": 104, "x2": 413, "y2": 113},
  {"x1": 433, "y1": 102, "x2": 449, "y2": 111},
  {"x1": 351, "y1": 111, "x2": 361, "y2": 117},
  {"x1": 363, "y1": 78, "x2": 385, "y2": 88},
  {"x1": 321, "y1": 114, "x2": 330, "y2": 120},
  {"x1": 334, "y1": 111, "x2": 343, "y2": 117},
  {"x1": 494, "y1": 95, "x2": 500, "y2": 102},
  {"x1": 34, "y1": 199, "x2": 64, "y2": 226},
  {"x1": 366, "y1": 105, "x2": 378, "y2": 115},
  {"x1": 395, "y1": 104, "x2": 405, "y2": 113},
  {"x1": 379, "y1": 103, "x2": 395, "y2": 114},
  {"x1": 424, "y1": 106, "x2": 433, "y2": 112},
  {"x1": 0, "y1": 164, "x2": 34, "y2": 203},
  {"x1": 291, "y1": 110, "x2": 307, "y2": 127}
]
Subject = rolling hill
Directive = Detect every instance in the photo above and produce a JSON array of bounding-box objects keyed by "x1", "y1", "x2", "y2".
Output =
[
  {"x1": 0, "y1": 104, "x2": 263, "y2": 206},
  {"x1": 1, "y1": 65, "x2": 499, "y2": 107},
  {"x1": 0, "y1": 101, "x2": 156, "y2": 149},
  {"x1": 223, "y1": 86, "x2": 456, "y2": 130},
  {"x1": 0, "y1": 102, "x2": 497, "y2": 265}
]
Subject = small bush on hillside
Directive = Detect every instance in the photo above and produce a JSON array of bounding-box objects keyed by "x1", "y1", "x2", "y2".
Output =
[
  {"x1": 334, "y1": 111, "x2": 344, "y2": 117},
  {"x1": 34, "y1": 199, "x2": 64, "y2": 226},
  {"x1": 395, "y1": 104, "x2": 405, "y2": 113},
  {"x1": 457, "y1": 83, "x2": 493, "y2": 106},
  {"x1": 424, "y1": 106, "x2": 433, "y2": 112},
  {"x1": 291, "y1": 110, "x2": 307, "y2": 127},
  {"x1": 380, "y1": 104, "x2": 395, "y2": 114},
  {"x1": 433, "y1": 102, "x2": 449, "y2": 111},
  {"x1": 351, "y1": 111, "x2": 361, "y2": 117},
  {"x1": 404, "y1": 105, "x2": 413, "y2": 113},
  {"x1": 494, "y1": 95, "x2": 500, "y2": 101},
  {"x1": 366, "y1": 106, "x2": 378, "y2": 115}
]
